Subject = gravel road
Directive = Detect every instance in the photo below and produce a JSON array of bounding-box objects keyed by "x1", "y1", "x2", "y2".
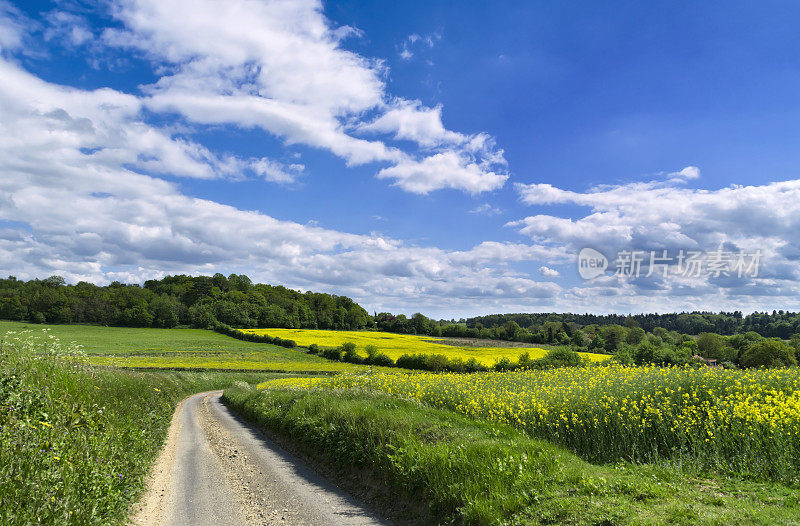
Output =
[{"x1": 130, "y1": 391, "x2": 389, "y2": 526}]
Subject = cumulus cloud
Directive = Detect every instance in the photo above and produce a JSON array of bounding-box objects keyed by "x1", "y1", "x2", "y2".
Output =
[
  {"x1": 539, "y1": 266, "x2": 560, "y2": 278},
  {"x1": 513, "y1": 175, "x2": 800, "y2": 254},
  {"x1": 100, "y1": 0, "x2": 505, "y2": 194},
  {"x1": 509, "y1": 171, "x2": 800, "y2": 310},
  {"x1": 671, "y1": 165, "x2": 700, "y2": 180},
  {"x1": 358, "y1": 100, "x2": 463, "y2": 147},
  {"x1": 377, "y1": 151, "x2": 508, "y2": 194}
]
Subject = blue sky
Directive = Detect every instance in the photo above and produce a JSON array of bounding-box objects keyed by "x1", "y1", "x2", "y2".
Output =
[{"x1": 2, "y1": 0, "x2": 800, "y2": 317}]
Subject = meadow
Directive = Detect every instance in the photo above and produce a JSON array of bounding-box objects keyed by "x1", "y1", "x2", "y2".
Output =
[
  {"x1": 242, "y1": 328, "x2": 609, "y2": 366},
  {"x1": 0, "y1": 321, "x2": 363, "y2": 373},
  {"x1": 259, "y1": 364, "x2": 800, "y2": 484}
]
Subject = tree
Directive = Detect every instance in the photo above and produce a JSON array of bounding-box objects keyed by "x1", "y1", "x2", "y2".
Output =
[
  {"x1": 151, "y1": 294, "x2": 180, "y2": 328},
  {"x1": 600, "y1": 325, "x2": 627, "y2": 352},
  {"x1": 678, "y1": 340, "x2": 698, "y2": 357},
  {"x1": 589, "y1": 334, "x2": 606, "y2": 353},
  {"x1": 729, "y1": 331, "x2": 764, "y2": 352},
  {"x1": 625, "y1": 327, "x2": 645, "y2": 345},
  {"x1": 120, "y1": 304, "x2": 153, "y2": 327},
  {"x1": 188, "y1": 304, "x2": 216, "y2": 329},
  {"x1": 697, "y1": 333, "x2": 725, "y2": 359},
  {"x1": 634, "y1": 341, "x2": 657, "y2": 364},
  {"x1": 571, "y1": 330, "x2": 587, "y2": 347},
  {"x1": 0, "y1": 296, "x2": 26, "y2": 320},
  {"x1": 42, "y1": 275, "x2": 66, "y2": 287},
  {"x1": 502, "y1": 320, "x2": 522, "y2": 341},
  {"x1": 740, "y1": 340, "x2": 797, "y2": 368},
  {"x1": 346, "y1": 305, "x2": 369, "y2": 330},
  {"x1": 340, "y1": 342, "x2": 362, "y2": 363}
]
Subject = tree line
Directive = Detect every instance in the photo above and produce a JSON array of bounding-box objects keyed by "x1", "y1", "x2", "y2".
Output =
[
  {"x1": 465, "y1": 311, "x2": 800, "y2": 339},
  {"x1": 0, "y1": 274, "x2": 370, "y2": 331},
  {"x1": 370, "y1": 310, "x2": 800, "y2": 368}
]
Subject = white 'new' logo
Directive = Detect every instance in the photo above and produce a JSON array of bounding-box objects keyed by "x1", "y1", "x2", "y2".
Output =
[{"x1": 578, "y1": 248, "x2": 608, "y2": 280}]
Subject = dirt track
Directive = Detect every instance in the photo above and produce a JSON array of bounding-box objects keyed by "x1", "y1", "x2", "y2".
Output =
[{"x1": 130, "y1": 391, "x2": 388, "y2": 526}]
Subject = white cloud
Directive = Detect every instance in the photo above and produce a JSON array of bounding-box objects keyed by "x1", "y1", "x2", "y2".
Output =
[
  {"x1": 513, "y1": 175, "x2": 800, "y2": 254},
  {"x1": 250, "y1": 158, "x2": 304, "y2": 184},
  {"x1": 0, "y1": 1, "x2": 26, "y2": 52},
  {"x1": 44, "y1": 11, "x2": 93, "y2": 47},
  {"x1": 469, "y1": 203, "x2": 503, "y2": 216},
  {"x1": 1, "y1": 63, "x2": 292, "y2": 185},
  {"x1": 510, "y1": 172, "x2": 800, "y2": 311},
  {"x1": 358, "y1": 99, "x2": 463, "y2": 147},
  {"x1": 101, "y1": 0, "x2": 504, "y2": 194},
  {"x1": 671, "y1": 165, "x2": 700, "y2": 180},
  {"x1": 539, "y1": 266, "x2": 560, "y2": 278},
  {"x1": 377, "y1": 151, "x2": 508, "y2": 194},
  {"x1": 398, "y1": 32, "x2": 440, "y2": 61}
]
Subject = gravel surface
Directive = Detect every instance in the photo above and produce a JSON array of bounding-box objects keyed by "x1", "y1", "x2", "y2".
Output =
[{"x1": 131, "y1": 391, "x2": 388, "y2": 526}]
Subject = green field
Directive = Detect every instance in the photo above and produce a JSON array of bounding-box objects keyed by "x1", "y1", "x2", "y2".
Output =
[{"x1": 0, "y1": 321, "x2": 364, "y2": 373}]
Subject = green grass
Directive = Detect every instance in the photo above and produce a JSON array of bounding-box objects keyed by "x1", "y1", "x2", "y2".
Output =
[
  {"x1": 0, "y1": 320, "x2": 264, "y2": 354},
  {"x1": 0, "y1": 321, "x2": 365, "y2": 373},
  {"x1": 223, "y1": 386, "x2": 800, "y2": 526},
  {"x1": 0, "y1": 328, "x2": 285, "y2": 525}
]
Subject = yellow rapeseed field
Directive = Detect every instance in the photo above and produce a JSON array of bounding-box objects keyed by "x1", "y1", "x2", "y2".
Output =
[
  {"x1": 258, "y1": 364, "x2": 800, "y2": 482},
  {"x1": 242, "y1": 328, "x2": 609, "y2": 366}
]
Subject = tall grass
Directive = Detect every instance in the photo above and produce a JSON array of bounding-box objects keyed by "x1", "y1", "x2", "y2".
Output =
[{"x1": 0, "y1": 329, "x2": 272, "y2": 525}]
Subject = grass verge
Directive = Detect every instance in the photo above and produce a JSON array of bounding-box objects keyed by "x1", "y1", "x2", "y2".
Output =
[
  {"x1": 223, "y1": 385, "x2": 800, "y2": 525},
  {"x1": 0, "y1": 329, "x2": 280, "y2": 525}
]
